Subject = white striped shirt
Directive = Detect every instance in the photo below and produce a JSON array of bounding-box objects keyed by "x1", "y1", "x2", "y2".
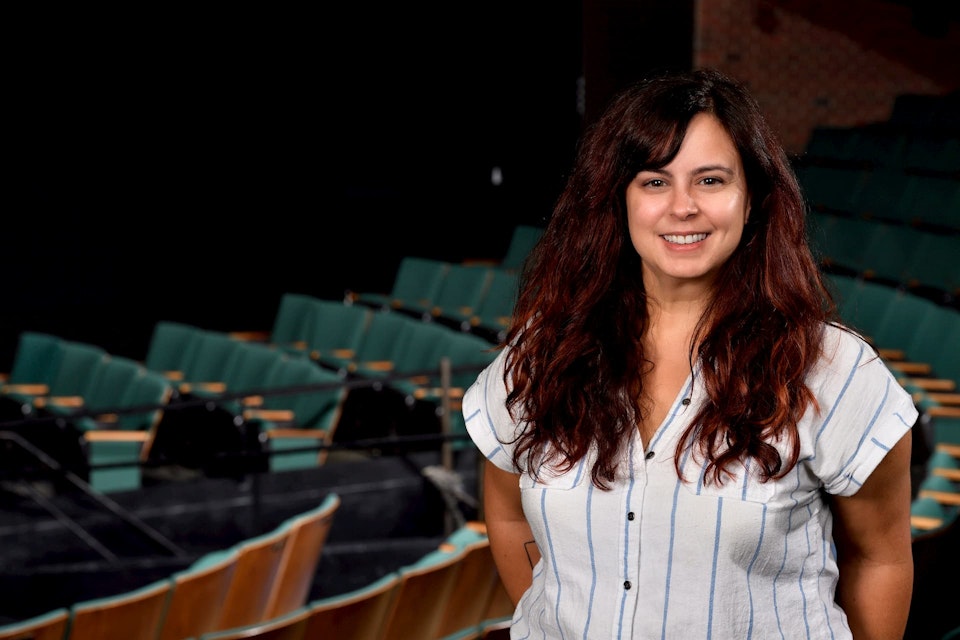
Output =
[{"x1": 463, "y1": 323, "x2": 918, "y2": 640}]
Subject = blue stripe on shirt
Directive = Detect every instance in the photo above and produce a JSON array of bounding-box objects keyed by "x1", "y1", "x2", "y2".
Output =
[
  {"x1": 813, "y1": 341, "x2": 865, "y2": 449},
  {"x1": 540, "y1": 488, "x2": 566, "y2": 640},
  {"x1": 584, "y1": 483, "x2": 596, "y2": 640},
  {"x1": 708, "y1": 497, "x2": 724, "y2": 639},
  {"x1": 744, "y1": 502, "x2": 768, "y2": 640}
]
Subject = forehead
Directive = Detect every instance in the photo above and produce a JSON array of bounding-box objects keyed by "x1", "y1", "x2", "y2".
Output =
[{"x1": 670, "y1": 113, "x2": 740, "y2": 165}]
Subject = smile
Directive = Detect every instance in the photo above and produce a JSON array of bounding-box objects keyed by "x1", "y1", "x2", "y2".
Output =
[{"x1": 662, "y1": 233, "x2": 708, "y2": 245}]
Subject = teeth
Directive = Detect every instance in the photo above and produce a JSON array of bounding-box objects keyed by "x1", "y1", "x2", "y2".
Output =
[{"x1": 662, "y1": 233, "x2": 707, "y2": 245}]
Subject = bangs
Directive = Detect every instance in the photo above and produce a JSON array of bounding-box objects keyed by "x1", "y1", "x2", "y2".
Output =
[{"x1": 626, "y1": 117, "x2": 689, "y2": 173}]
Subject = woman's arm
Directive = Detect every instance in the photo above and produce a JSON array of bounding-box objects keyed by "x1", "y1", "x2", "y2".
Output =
[
  {"x1": 483, "y1": 459, "x2": 541, "y2": 606},
  {"x1": 831, "y1": 430, "x2": 914, "y2": 640}
]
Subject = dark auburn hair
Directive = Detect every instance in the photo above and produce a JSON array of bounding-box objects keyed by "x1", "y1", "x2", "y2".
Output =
[{"x1": 501, "y1": 67, "x2": 837, "y2": 489}]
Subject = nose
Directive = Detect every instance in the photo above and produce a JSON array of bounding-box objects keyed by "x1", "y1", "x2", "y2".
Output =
[{"x1": 671, "y1": 187, "x2": 698, "y2": 219}]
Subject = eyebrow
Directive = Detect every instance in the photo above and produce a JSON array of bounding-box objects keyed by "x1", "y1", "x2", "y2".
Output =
[
  {"x1": 694, "y1": 164, "x2": 735, "y2": 176},
  {"x1": 643, "y1": 164, "x2": 736, "y2": 177}
]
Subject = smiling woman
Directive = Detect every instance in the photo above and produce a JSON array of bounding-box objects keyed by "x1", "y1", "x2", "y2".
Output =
[{"x1": 462, "y1": 67, "x2": 918, "y2": 640}]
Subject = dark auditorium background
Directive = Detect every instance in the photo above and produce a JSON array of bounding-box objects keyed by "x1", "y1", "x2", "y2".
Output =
[{"x1": 6, "y1": 0, "x2": 958, "y2": 369}]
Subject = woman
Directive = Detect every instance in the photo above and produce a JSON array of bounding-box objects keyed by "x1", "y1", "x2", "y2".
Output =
[{"x1": 463, "y1": 68, "x2": 917, "y2": 639}]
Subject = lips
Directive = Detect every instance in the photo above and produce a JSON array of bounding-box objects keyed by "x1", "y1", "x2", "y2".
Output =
[{"x1": 661, "y1": 233, "x2": 708, "y2": 245}]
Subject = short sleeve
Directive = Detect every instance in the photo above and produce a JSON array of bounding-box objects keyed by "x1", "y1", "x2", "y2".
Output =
[
  {"x1": 462, "y1": 347, "x2": 523, "y2": 473},
  {"x1": 809, "y1": 326, "x2": 919, "y2": 497}
]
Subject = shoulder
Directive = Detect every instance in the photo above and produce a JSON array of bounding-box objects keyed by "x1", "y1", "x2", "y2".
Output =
[
  {"x1": 814, "y1": 322, "x2": 877, "y2": 377},
  {"x1": 807, "y1": 322, "x2": 917, "y2": 434},
  {"x1": 463, "y1": 345, "x2": 511, "y2": 407},
  {"x1": 806, "y1": 321, "x2": 914, "y2": 416}
]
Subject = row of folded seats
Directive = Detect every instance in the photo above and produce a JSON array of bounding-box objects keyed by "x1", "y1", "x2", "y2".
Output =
[
  {"x1": 799, "y1": 122, "x2": 958, "y2": 178},
  {"x1": 344, "y1": 256, "x2": 523, "y2": 343},
  {"x1": 796, "y1": 154, "x2": 959, "y2": 233},
  {"x1": 808, "y1": 209, "x2": 959, "y2": 306},
  {"x1": 0, "y1": 329, "x2": 349, "y2": 493},
  {"x1": 0, "y1": 499, "x2": 512, "y2": 640},
  {"x1": 794, "y1": 96, "x2": 959, "y2": 312},
  {"x1": 0, "y1": 224, "x2": 544, "y2": 496},
  {"x1": 0, "y1": 298, "x2": 504, "y2": 494},
  {"x1": 0, "y1": 335, "x2": 173, "y2": 494}
]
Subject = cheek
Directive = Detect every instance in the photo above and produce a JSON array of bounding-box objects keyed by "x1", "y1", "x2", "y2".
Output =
[
  {"x1": 722, "y1": 194, "x2": 750, "y2": 230},
  {"x1": 625, "y1": 205, "x2": 655, "y2": 248},
  {"x1": 625, "y1": 193, "x2": 661, "y2": 229}
]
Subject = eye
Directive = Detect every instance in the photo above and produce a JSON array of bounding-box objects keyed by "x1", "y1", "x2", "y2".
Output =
[
  {"x1": 644, "y1": 178, "x2": 666, "y2": 188},
  {"x1": 700, "y1": 176, "x2": 723, "y2": 186}
]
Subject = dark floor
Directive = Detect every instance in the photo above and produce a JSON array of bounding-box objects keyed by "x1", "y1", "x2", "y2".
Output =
[{"x1": 0, "y1": 446, "x2": 482, "y2": 625}]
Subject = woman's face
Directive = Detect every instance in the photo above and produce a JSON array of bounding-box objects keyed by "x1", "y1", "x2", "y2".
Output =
[{"x1": 625, "y1": 112, "x2": 750, "y2": 297}]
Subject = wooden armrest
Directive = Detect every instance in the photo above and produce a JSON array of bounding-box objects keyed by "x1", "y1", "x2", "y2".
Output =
[
  {"x1": 927, "y1": 405, "x2": 960, "y2": 418},
  {"x1": 925, "y1": 392, "x2": 960, "y2": 405},
  {"x1": 466, "y1": 520, "x2": 487, "y2": 534},
  {"x1": 2, "y1": 383, "x2": 49, "y2": 395},
  {"x1": 243, "y1": 409, "x2": 296, "y2": 422},
  {"x1": 918, "y1": 489, "x2": 960, "y2": 506},
  {"x1": 241, "y1": 395, "x2": 264, "y2": 407},
  {"x1": 910, "y1": 515, "x2": 944, "y2": 530},
  {"x1": 180, "y1": 381, "x2": 227, "y2": 394},
  {"x1": 266, "y1": 428, "x2": 328, "y2": 439},
  {"x1": 163, "y1": 370, "x2": 185, "y2": 381},
  {"x1": 878, "y1": 347, "x2": 905, "y2": 361},
  {"x1": 228, "y1": 330, "x2": 270, "y2": 342},
  {"x1": 361, "y1": 361, "x2": 394, "y2": 372},
  {"x1": 197, "y1": 381, "x2": 228, "y2": 393},
  {"x1": 412, "y1": 387, "x2": 466, "y2": 400},
  {"x1": 936, "y1": 443, "x2": 960, "y2": 457},
  {"x1": 94, "y1": 414, "x2": 119, "y2": 423},
  {"x1": 906, "y1": 378, "x2": 956, "y2": 391},
  {"x1": 932, "y1": 468, "x2": 960, "y2": 481},
  {"x1": 472, "y1": 315, "x2": 507, "y2": 327},
  {"x1": 83, "y1": 431, "x2": 150, "y2": 442},
  {"x1": 313, "y1": 348, "x2": 355, "y2": 362},
  {"x1": 39, "y1": 396, "x2": 84, "y2": 408},
  {"x1": 888, "y1": 361, "x2": 932, "y2": 375}
]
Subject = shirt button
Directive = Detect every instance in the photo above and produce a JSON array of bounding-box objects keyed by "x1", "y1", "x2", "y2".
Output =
[
  {"x1": 681, "y1": 398, "x2": 691, "y2": 405},
  {"x1": 624, "y1": 581, "x2": 632, "y2": 590},
  {"x1": 645, "y1": 450, "x2": 655, "y2": 459},
  {"x1": 627, "y1": 512, "x2": 635, "y2": 520}
]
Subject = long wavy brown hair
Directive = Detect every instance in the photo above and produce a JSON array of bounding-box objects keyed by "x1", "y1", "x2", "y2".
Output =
[{"x1": 501, "y1": 68, "x2": 838, "y2": 489}]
